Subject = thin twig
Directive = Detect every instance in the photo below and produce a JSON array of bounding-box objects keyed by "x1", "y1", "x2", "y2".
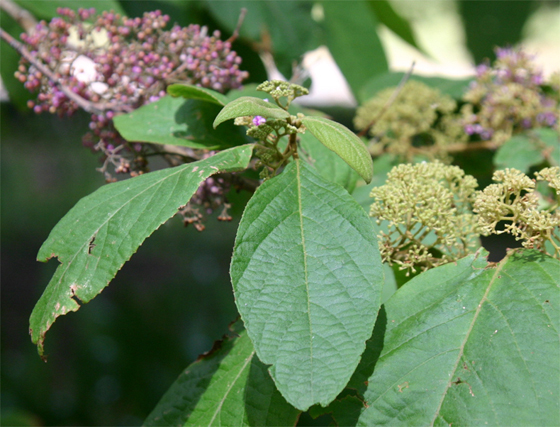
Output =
[
  {"x1": 0, "y1": 27, "x2": 132, "y2": 114},
  {"x1": 226, "y1": 8, "x2": 247, "y2": 43},
  {"x1": 0, "y1": 0, "x2": 37, "y2": 34},
  {"x1": 358, "y1": 61, "x2": 416, "y2": 138}
]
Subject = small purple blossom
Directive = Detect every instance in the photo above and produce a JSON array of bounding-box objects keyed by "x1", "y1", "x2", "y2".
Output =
[{"x1": 253, "y1": 116, "x2": 266, "y2": 126}]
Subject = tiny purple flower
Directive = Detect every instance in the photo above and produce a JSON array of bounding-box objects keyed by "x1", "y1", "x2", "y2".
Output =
[{"x1": 252, "y1": 116, "x2": 266, "y2": 126}]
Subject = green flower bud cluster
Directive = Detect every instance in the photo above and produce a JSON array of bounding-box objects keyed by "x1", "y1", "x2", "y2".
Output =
[
  {"x1": 257, "y1": 80, "x2": 309, "y2": 109},
  {"x1": 462, "y1": 48, "x2": 559, "y2": 145},
  {"x1": 354, "y1": 81, "x2": 463, "y2": 161},
  {"x1": 370, "y1": 161, "x2": 480, "y2": 274},
  {"x1": 474, "y1": 167, "x2": 560, "y2": 258}
]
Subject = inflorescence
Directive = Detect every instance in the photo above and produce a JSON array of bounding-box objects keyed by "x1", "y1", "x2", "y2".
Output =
[
  {"x1": 474, "y1": 167, "x2": 560, "y2": 258},
  {"x1": 370, "y1": 161, "x2": 480, "y2": 274},
  {"x1": 354, "y1": 80, "x2": 464, "y2": 162},
  {"x1": 233, "y1": 80, "x2": 309, "y2": 179},
  {"x1": 355, "y1": 48, "x2": 559, "y2": 161},
  {"x1": 15, "y1": 7, "x2": 248, "y2": 176},
  {"x1": 371, "y1": 162, "x2": 560, "y2": 273},
  {"x1": 461, "y1": 47, "x2": 559, "y2": 144},
  {"x1": 13, "y1": 7, "x2": 249, "y2": 230}
]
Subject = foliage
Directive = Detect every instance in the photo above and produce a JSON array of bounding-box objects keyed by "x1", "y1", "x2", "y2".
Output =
[{"x1": 2, "y1": 1, "x2": 559, "y2": 426}]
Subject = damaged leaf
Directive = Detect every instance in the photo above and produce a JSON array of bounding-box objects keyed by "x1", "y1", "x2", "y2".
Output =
[{"x1": 30, "y1": 145, "x2": 254, "y2": 357}]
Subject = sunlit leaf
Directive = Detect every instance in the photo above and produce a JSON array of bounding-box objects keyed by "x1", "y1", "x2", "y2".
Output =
[
  {"x1": 167, "y1": 83, "x2": 228, "y2": 106},
  {"x1": 299, "y1": 132, "x2": 359, "y2": 192},
  {"x1": 213, "y1": 96, "x2": 290, "y2": 128},
  {"x1": 302, "y1": 116, "x2": 374, "y2": 183},
  {"x1": 355, "y1": 249, "x2": 560, "y2": 426},
  {"x1": 231, "y1": 160, "x2": 383, "y2": 410}
]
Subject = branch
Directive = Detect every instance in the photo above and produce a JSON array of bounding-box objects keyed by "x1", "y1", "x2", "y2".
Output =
[
  {"x1": 226, "y1": 8, "x2": 247, "y2": 43},
  {"x1": 0, "y1": 27, "x2": 132, "y2": 114},
  {"x1": 358, "y1": 61, "x2": 416, "y2": 138},
  {"x1": 0, "y1": 0, "x2": 37, "y2": 34}
]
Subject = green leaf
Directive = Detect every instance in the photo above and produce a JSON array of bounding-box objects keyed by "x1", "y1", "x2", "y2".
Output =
[
  {"x1": 30, "y1": 145, "x2": 254, "y2": 356},
  {"x1": 113, "y1": 96, "x2": 248, "y2": 149},
  {"x1": 533, "y1": 128, "x2": 559, "y2": 167},
  {"x1": 367, "y1": 0, "x2": 422, "y2": 52},
  {"x1": 299, "y1": 132, "x2": 360, "y2": 192},
  {"x1": 301, "y1": 116, "x2": 374, "y2": 183},
  {"x1": 494, "y1": 134, "x2": 545, "y2": 173},
  {"x1": 213, "y1": 96, "x2": 290, "y2": 128},
  {"x1": 205, "y1": 1, "x2": 320, "y2": 78},
  {"x1": 167, "y1": 83, "x2": 228, "y2": 106},
  {"x1": 359, "y1": 72, "x2": 472, "y2": 103},
  {"x1": 352, "y1": 153, "x2": 397, "y2": 211},
  {"x1": 0, "y1": 12, "x2": 33, "y2": 110},
  {"x1": 15, "y1": 0, "x2": 125, "y2": 17},
  {"x1": 356, "y1": 249, "x2": 560, "y2": 426},
  {"x1": 145, "y1": 328, "x2": 300, "y2": 426},
  {"x1": 230, "y1": 160, "x2": 384, "y2": 410},
  {"x1": 322, "y1": 0, "x2": 388, "y2": 100}
]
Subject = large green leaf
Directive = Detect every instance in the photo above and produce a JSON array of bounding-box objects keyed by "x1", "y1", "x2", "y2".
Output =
[
  {"x1": 298, "y1": 132, "x2": 359, "y2": 192},
  {"x1": 367, "y1": 0, "x2": 422, "y2": 52},
  {"x1": 301, "y1": 116, "x2": 374, "y2": 183},
  {"x1": 353, "y1": 249, "x2": 560, "y2": 426},
  {"x1": 322, "y1": 0, "x2": 388, "y2": 100},
  {"x1": 30, "y1": 145, "x2": 254, "y2": 356},
  {"x1": 168, "y1": 83, "x2": 228, "y2": 106},
  {"x1": 145, "y1": 328, "x2": 300, "y2": 426},
  {"x1": 230, "y1": 160, "x2": 384, "y2": 410},
  {"x1": 213, "y1": 96, "x2": 290, "y2": 128},
  {"x1": 113, "y1": 96, "x2": 248, "y2": 149}
]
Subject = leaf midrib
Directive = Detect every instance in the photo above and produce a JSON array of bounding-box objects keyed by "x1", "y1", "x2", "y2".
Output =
[
  {"x1": 296, "y1": 160, "x2": 314, "y2": 401},
  {"x1": 207, "y1": 350, "x2": 255, "y2": 426},
  {"x1": 430, "y1": 256, "x2": 508, "y2": 425},
  {"x1": 38, "y1": 163, "x2": 192, "y2": 341}
]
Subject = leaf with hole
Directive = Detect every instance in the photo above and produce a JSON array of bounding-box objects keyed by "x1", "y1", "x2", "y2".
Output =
[
  {"x1": 354, "y1": 249, "x2": 560, "y2": 426},
  {"x1": 30, "y1": 145, "x2": 254, "y2": 356},
  {"x1": 230, "y1": 159, "x2": 383, "y2": 410}
]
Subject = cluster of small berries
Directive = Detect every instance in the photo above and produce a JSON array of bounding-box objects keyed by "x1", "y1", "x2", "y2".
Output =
[
  {"x1": 179, "y1": 154, "x2": 233, "y2": 231},
  {"x1": 15, "y1": 7, "x2": 248, "y2": 165},
  {"x1": 462, "y1": 47, "x2": 559, "y2": 144}
]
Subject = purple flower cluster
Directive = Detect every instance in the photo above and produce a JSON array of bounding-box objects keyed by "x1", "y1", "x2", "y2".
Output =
[
  {"x1": 462, "y1": 47, "x2": 558, "y2": 143},
  {"x1": 252, "y1": 115, "x2": 266, "y2": 126},
  {"x1": 15, "y1": 7, "x2": 248, "y2": 156}
]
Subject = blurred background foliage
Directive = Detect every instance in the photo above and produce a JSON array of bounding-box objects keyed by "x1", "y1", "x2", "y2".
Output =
[{"x1": 1, "y1": 0, "x2": 558, "y2": 425}]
